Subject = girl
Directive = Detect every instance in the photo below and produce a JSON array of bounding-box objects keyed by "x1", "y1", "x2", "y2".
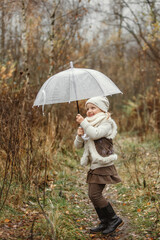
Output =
[{"x1": 74, "y1": 96, "x2": 123, "y2": 236}]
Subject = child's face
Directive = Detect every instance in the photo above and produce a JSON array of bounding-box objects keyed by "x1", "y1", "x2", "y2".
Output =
[{"x1": 86, "y1": 103, "x2": 103, "y2": 117}]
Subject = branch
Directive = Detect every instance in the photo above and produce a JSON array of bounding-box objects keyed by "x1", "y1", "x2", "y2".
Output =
[
  {"x1": 121, "y1": 0, "x2": 160, "y2": 64},
  {"x1": 35, "y1": 181, "x2": 56, "y2": 240}
]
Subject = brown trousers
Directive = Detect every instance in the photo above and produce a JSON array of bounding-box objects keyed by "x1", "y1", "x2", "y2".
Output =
[{"x1": 88, "y1": 183, "x2": 108, "y2": 208}]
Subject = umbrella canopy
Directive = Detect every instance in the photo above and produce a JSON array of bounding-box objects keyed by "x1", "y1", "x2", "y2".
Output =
[{"x1": 33, "y1": 62, "x2": 122, "y2": 112}]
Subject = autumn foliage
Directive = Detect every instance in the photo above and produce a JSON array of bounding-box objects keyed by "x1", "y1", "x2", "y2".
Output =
[{"x1": 0, "y1": 0, "x2": 159, "y2": 239}]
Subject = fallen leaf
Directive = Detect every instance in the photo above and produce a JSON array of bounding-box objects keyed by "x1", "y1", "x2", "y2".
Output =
[
  {"x1": 4, "y1": 219, "x2": 11, "y2": 223},
  {"x1": 89, "y1": 233, "x2": 96, "y2": 237}
]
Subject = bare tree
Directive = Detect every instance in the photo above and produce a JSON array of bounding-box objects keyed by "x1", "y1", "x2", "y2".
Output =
[{"x1": 109, "y1": 0, "x2": 160, "y2": 65}]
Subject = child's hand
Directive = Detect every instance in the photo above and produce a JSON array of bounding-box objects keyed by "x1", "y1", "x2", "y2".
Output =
[
  {"x1": 76, "y1": 114, "x2": 84, "y2": 124},
  {"x1": 77, "y1": 127, "x2": 84, "y2": 136}
]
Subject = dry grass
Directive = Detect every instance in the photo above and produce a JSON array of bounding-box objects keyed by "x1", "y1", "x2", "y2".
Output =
[{"x1": 114, "y1": 135, "x2": 160, "y2": 239}]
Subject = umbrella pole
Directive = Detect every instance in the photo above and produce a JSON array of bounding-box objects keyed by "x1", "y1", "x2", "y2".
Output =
[{"x1": 76, "y1": 100, "x2": 80, "y2": 113}]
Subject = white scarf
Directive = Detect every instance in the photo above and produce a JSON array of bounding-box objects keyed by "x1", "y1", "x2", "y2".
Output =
[
  {"x1": 81, "y1": 112, "x2": 113, "y2": 140},
  {"x1": 86, "y1": 112, "x2": 110, "y2": 127}
]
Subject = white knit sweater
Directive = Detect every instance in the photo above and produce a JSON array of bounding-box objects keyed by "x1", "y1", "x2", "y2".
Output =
[{"x1": 74, "y1": 112, "x2": 118, "y2": 170}]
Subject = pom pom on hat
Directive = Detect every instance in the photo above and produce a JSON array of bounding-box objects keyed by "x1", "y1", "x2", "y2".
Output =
[{"x1": 86, "y1": 96, "x2": 109, "y2": 112}]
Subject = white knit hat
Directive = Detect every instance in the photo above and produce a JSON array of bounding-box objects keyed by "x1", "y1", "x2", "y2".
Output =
[{"x1": 85, "y1": 96, "x2": 109, "y2": 112}]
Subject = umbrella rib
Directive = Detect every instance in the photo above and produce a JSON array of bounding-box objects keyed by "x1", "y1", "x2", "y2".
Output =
[
  {"x1": 70, "y1": 68, "x2": 79, "y2": 101},
  {"x1": 37, "y1": 76, "x2": 55, "y2": 106},
  {"x1": 43, "y1": 75, "x2": 55, "y2": 90},
  {"x1": 83, "y1": 69, "x2": 106, "y2": 96}
]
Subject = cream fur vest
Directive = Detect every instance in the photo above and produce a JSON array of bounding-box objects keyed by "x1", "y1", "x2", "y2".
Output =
[{"x1": 79, "y1": 112, "x2": 118, "y2": 170}]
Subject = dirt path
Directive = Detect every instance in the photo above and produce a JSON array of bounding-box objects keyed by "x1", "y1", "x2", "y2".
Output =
[{"x1": 76, "y1": 168, "x2": 132, "y2": 240}]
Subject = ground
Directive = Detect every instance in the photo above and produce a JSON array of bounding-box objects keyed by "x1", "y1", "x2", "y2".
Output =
[
  {"x1": 0, "y1": 167, "x2": 132, "y2": 240},
  {"x1": 0, "y1": 140, "x2": 159, "y2": 240}
]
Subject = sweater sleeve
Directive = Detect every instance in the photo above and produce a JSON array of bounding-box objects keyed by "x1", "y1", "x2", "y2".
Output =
[
  {"x1": 74, "y1": 135, "x2": 84, "y2": 149},
  {"x1": 80, "y1": 119, "x2": 112, "y2": 140}
]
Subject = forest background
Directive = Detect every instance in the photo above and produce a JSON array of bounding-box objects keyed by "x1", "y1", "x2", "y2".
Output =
[{"x1": 0, "y1": 0, "x2": 159, "y2": 239}]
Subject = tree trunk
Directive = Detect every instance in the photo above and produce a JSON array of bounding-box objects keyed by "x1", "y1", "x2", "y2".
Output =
[
  {"x1": 21, "y1": 0, "x2": 29, "y2": 79},
  {"x1": 0, "y1": 0, "x2": 6, "y2": 61},
  {"x1": 49, "y1": 0, "x2": 61, "y2": 76},
  {"x1": 21, "y1": 0, "x2": 30, "y2": 116}
]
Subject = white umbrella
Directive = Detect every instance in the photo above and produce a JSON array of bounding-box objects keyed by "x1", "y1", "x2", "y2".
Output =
[{"x1": 33, "y1": 62, "x2": 122, "y2": 113}]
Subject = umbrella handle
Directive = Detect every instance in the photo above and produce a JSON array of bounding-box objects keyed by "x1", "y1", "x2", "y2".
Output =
[{"x1": 76, "y1": 100, "x2": 80, "y2": 114}]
